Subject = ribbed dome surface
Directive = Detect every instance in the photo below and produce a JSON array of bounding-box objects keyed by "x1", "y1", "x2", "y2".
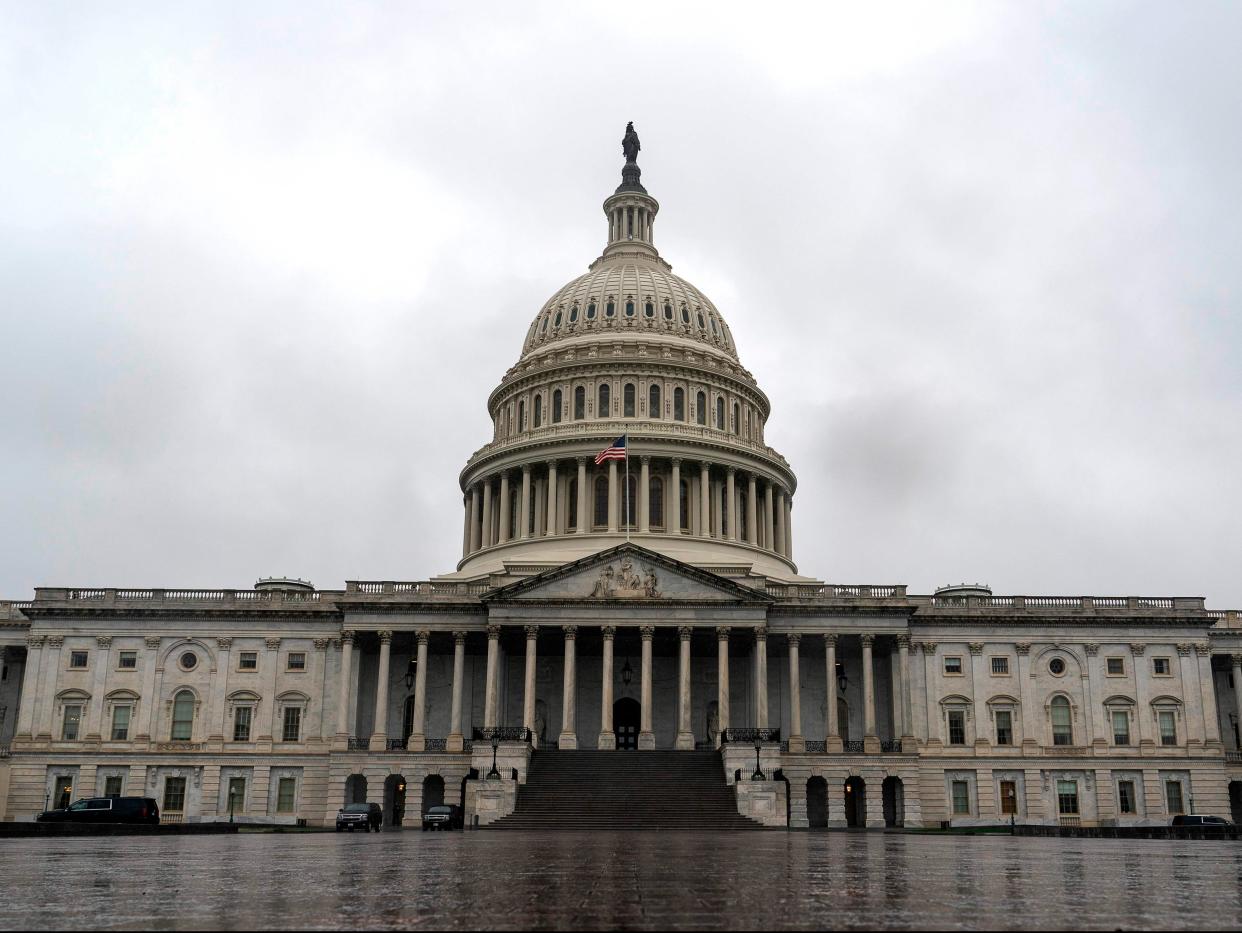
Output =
[{"x1": 521, "y1": 258, "x2": 739, "y2": 362}]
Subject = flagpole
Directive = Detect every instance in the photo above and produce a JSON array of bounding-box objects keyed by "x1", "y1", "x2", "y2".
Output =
[{"x1": 624, "y1": 434, "x2": 630, "y2": 543}]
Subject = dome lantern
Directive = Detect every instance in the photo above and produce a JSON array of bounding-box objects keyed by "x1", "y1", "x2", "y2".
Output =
[{"x1": 602, "y1": 122, "x2": 660, "y2": 262}]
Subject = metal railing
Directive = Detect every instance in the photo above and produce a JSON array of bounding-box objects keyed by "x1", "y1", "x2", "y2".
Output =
[
  {"x1": 879, "y1": 740, "x2": 905, "y2": 753},
  {"x1": 347, "y1": 737, "x2": 367, "y2": 752},
  {"x1": 843, "y1": 741, "x2": 866, "y2": 754}
]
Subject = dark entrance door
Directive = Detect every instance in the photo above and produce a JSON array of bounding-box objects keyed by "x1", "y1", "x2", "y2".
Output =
[
  {"x1": 844, "y1": 776, "x2": 866, "y2": 828},
  {"x1": 614, "y1": 698, "x2": 640, "y2": 749}
]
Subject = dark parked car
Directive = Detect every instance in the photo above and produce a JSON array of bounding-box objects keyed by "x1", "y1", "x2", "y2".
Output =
[
  {"x1": 335, "y1": 802, "x2": 383, "y2": 832},
  {"x1": 422, "y1": 805, "x2": 463, "y2": 831},
  {"x1": 37, "y1": 796, "x2": 159, "y2": 825},
  {"x1": 1172, "y1": 815, "x2": 1233, "y2": 829}
]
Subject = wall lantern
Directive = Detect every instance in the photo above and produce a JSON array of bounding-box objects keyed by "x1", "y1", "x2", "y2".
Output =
[
  {"x1": 621, "y1": 657, "x2": 634, "y2": 687},
  {"x1": 404, "y1": 657, "x2": 418, "y2": 691}
]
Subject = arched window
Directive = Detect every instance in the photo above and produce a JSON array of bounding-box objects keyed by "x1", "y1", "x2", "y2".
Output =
[
  {"x1": 510, "y1": 487, "x2": 520, "y2": 537},
  {"x1": 598, "y1": 383, "x2": 611, "y2": 418},
  {"x1": 696, "y1": 391, "x2": 706, "y2": 425},
  {"x1": 606, "y1": 300, "x2": 615, "y2": 317},
  {"x1": 625, "y1": 300, "x2": 635, "y2": 317},
  {"x1": 644, "y1": 301, "x2": 654, "y2": 318},
  {"x1": 679, "y1": 479, "x2": 690, "y2": 531},
  {"x1": 622, "y1": 475, "x2": 638, "y2": 529},
  {"x1": 574, "y1": 386, "x2": 585, "y2": 420},
  {"x1": 171, "y1": 690, "x2": 195, "y2": 741},
  {"x1": 1051, "y1": 696, "x2": 1073, "y2": 746},
  {"x1": 533, "y1": 395, "x2": 542, "y2": 428},
  {"x1": 720, "y1": 483, "x2": 729, "y2": 537},
  {"x1": 518, "y1": 399, "x2": 526, "y2": 431},
  {"x1": 649, "y1": 384, "x2": 661, "y2": 419},
  {"x1": 552, "y1": 389, "x2": 562, "y2": 424},
  {"x1": 587, "y1": 302, "x2": 597, "y2": 320},
  {"x1": 737, "y1": 489, "x2": 747, "y2": 541},
  {"x1": 733, "y1": 403, "x2": 740, "y2": 435},
  {"x1": 567, "y1": 477, "x2": 578, "y2": 531},
  {"x1": 674, "y1": 387, "x2": 685, "y2": 421},
  {"x1": 716, "y1": 397, "x2": 725, "y2": 430},
  {"x1": 649, "y1": 477, "x2": 664, "y2": 528},
  {"x1": 594, "y1": 476, "x2": 609, "y2": 528},
  {"x1": 623, "y1": 383, "x2": 635, "y2": 417}
]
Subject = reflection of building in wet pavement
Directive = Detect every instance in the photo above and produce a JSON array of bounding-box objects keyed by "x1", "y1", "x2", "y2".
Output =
[{"x1": 2, "y1": 129, "x2": 1242, "y2": 830}]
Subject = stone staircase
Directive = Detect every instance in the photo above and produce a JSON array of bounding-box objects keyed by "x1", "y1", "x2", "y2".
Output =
[{"x1": 485, "y1": 749, "x2": 764, "y2": 830}]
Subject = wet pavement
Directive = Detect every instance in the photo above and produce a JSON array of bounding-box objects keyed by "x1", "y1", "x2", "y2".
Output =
[{"x1": 2, "y1": 829, "x2": 1241, "y2": 930}]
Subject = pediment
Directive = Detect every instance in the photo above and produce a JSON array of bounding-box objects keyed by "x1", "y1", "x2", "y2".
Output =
[{"x1": 484, "y1": 543, "x2": 770, "y2": 604}]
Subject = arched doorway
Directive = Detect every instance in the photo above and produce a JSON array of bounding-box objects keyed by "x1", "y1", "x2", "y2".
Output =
[
  {"x1": 1230, "y1": 781, "x2": 1242, "y2": 825},
  {"x1": 614, "y1": 698, "x2": 640, "y2": 750},
  {"x1": 383, "y1": 774, "x2": 407, "y2": 828},
  {"x1": 422, "y1": 775, "x2": 445, "y2": 815},
  {"x1": 344, "y1": 774, "x2": 368, "y2": 806},
  {"x1": 883, "y1": 776, "x2": 904, "y2": 828},
  {"x1": 807, "y1": 777, "x2": 828, "y2": 828},
  {"x1": 844, "y1": 776, "x2": 866, "y2": 828}
]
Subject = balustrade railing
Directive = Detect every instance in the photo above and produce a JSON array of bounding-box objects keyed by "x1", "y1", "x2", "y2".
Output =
[
  {"x1": 804, "y1": 741, "x2": 827, "y2": 753},
  {"x1": 879, "y1": 740, "x2": 905, "y2": 753},
  {"x1": 842, "y1": 740, "x2": 866, "y2": 754},
  {"x1": 386, "y1": 739, "x2": 406, "y2": 752},
  {"x1": 347, "y1": 737, "x2": 367, "y2": 752},
  {"x1": 472, "y1": 727, "x2": 532, "y2": 743},
  {"x1": 0, "y1": 745, "x2": 9, "y2": 759},
  {"x1": 721, "y1": 728, "x2": 781, "y2": 744},
  {"x1": 425, "y1": 738, "x2": 448, "y2": 752}
]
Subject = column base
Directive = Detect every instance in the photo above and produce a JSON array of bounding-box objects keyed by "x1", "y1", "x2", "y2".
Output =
[
  {"x1": 407, "y1": 734, "x2": 426, "y2": 752},
  {"x1": 786, "y1": 735, "x2": 806, "y2": 753},
  {"x1": 558, "y1": 732, "x2": 578, "y2": 750},
  {"x1": 826, "y1": 735, "x2": 843, "y2": 753},
  {"x1": 367, "y1": 734, "x2": 388, "y2": 752},
  {"x1": 863, "y1": 735, "x2": 881, "y2": 754},
  {"x1": 638, "y1": 731, "x2": 655, "y2": 750},
  {"x1": 597, "y1": 732, "x2": 616, "y2": 750},
  {"x1": 901, "y1": 735, "x2": 918, "y2": 753},
  {"x1": 332, "y1": 733, "x2": 349, "y2": 752},
  {"x1": 446, "y1": 733, "x2": 464, "y2": 753},
  {"x1": 675, "y1": 732, "x2": 695, "y2": 750}
]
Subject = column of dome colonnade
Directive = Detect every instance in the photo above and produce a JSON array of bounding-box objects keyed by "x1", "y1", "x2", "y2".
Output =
[
  {"x1": 454, "y1": 126, "x2": 799, "y2": 581},
  {"x1": 330, "y1": 625, "x2": 917, "y2": 754}
]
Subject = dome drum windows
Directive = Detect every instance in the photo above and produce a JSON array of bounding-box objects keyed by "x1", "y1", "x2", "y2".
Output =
[
  {"x1": 533, "y1": 395, "x2": 542, "y2": 429},
  {"x1": 673, "y1": 387, "x2": 685, "y2": 421},
  {"x1": 623, "y1": 383, "x2": 636, "y2": 418},
  {"x1": 598, "y1": 384, "x2": 611, "y2": 418},
  {"x1": 552, "y1": 389, "x2": 563, "y2": 424},
  {"x1": 644, "y1": 300, "x2": 655, "y2": 318},
  {"x1": 625, "y1": 299, "x2": 635, "y2": 317},
  {"x1": 569, "y1": 305, "x2": 579, "y2": 323},
  {"x1": 574, "y1": 386, "x2": 586, "y2": 420},
  {"x1": 649, "y1": 384, "x2": 662, "y2": 420},
  {"x1": 553, "y1": 309, "x2": 563, "y2": 328},
  {"x1": 696, "y1": 391, "x2": 707, "y2": 426},
  {"x1": 715, "y1": 397, "x2": 725, "y2": 431},
  {"x1": 606, "y1": 300, "x2": 616, "y2": 318}
]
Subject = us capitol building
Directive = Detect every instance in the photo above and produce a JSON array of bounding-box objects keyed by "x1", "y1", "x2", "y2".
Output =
[{"x1": 2, "y1": 127, "x2": 1241, "y2": 830}]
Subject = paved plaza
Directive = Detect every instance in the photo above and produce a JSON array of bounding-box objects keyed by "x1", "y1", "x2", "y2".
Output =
[{"x1": 1, "y1": 831, "x2": 1240, "y2": 930}]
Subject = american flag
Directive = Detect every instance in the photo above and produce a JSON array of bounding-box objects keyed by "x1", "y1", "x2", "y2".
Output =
[{"x1": 594, "y1": 434, "x2": 627, "y2": 465}]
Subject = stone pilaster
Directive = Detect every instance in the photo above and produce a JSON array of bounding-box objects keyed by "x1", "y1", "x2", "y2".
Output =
[
  {"x1": 367, "y1": 631, "x2": 392, "y2": 752},
  {"x1": 559, "y1": 626, "x2": 578, "y2": 749},
  {"x1": 406, "y1": 630, "x2": 429, "y2": 752},
  {"x1": 786, "y1": 633, "x2": 804, "y2": 752},
  {"x1": 447, "y1": 631, "x2": 467, "y2": 752}
]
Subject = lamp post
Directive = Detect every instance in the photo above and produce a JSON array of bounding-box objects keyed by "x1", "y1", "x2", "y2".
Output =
[
  {"x1": 621, "y1": 657, "x2": 633, "y2": 688},
  {"x1": 487, "y1": 732, "x2": 501, "y2": 780},
  {"x1": 404, "y1": 657, "x2": 418, "y2": 692},
  {"x1": 751, "y1": 741, "x2": 764, "y2": 781}
]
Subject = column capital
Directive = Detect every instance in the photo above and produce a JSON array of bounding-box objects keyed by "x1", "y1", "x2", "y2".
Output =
[
  {"x1": 787, "y1": 632, "x2": 801, "y2": 647},
  {"x1": 860, "y1": 633, "x2": 875, "y2": 648},
  {"x1": 639, "y1": 625, "x2": 655, "y2": 640},
  {"x1": 416, "y1": 630, "x2": 430, "y2": 646},
  {"x1": 524, "y1": 625, "x2": 539, "y2": 639},
  {"x1": 640, "y1": 455, "x2": 651, "y2": 465},
  {"x1": 1231, "y1": 654, "x2": 1242, "y2": 667},
  {"x1": 453, "y1": 630, "x2": 468, "y2": 645},
  {"x1": 26, "y1": 634, "x2": 45, "y2": 649},
  {"x1": 522, "y1": 463, "x2": 532, "y2": 475},
  {"x1": 215, "y1": 637, "x2": 232, "y2": 650},
  {"x1": 546, "y1": 458, "x2": 558, "y2": 470},
  {"x1": 895, "y1": 634, "x2": 910, "y2": 649},
  {"x1": 576, "y1": 456, "x2": 586, "y2": 465},
  {"x1": 266, "y1": 636, "x2": 283, "y2": 650},
  {"x1": 823, "y1": 633, "x2": 837, "y2": 648},
  {"x1": 1176, "y1": 643, "x2": 1193, "y2": 657},
  {"x1": 1195, "y1": 643, "x2": 1211, "y2": 657},
  {"x1": 341, "y1": 630, "x2": 356, "y2": 645},
  {"x1": 563, "y1": 625, "x2": 578, "y2": 640},
  {"x1": 1014, "y1": 642, "x2": 1030, "y2": 656},
  {"x1": 47, "y1": 635, "x2": 64, "y2": 648},
  {"x1": 678, "y1": 626, "x2": 693, "y2": 640},
  {"x1": 601, "y1": 626, "x2": 617, "y2": 639},
  {"x1": 486, "y1": 624, "x2": 502, "y2": 639},
  {"x1": 968, "y1": 642, "x2": 983, "y2": 656},
  {"x1": 670, "y1": 456, "x2": 681, "y2": 466},
  {"x1": 920, "y1": 641, "x2": 938, "y2": 655},
  {"x1": 144, "y1": 636, "x2": 161, "y2": 649},
  {"x1": 95, "y1": 635, "x2": 113, "y2": 648},
  {"x1": 726, "y1": 465, "x2": 736, "y2": 476},
  {"x1": 716, "y1": 626, "x2": 731, "y2": 640},
  {"x1": 1129, "y1": 642, "x2": 1146, "y2": 656},
  {"x1": 1082, "y1": 642, "x2": 1099, "y2": 656},
  {"x1": 313, "y1": 638, "x2": 331, "y2": 651},
  {"x1": 754, "y1": 626, "x2": 768, "y2": 642}
]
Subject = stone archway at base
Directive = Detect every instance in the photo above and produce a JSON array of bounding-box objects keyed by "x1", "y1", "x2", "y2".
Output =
[
  {"x1": 844, "y1": 776, "x2": 866, "y2": 828},
  {"x1": 1230, "y1": 781, "x2": 1242, "y2": 825},
  {"x1": 422, "y1": 775, "x2": 445, "y2": 815},
  {"x1": 344, "y1": 774, "x2": 368, "y2": 806},
  {"x1": 807, "y1": 777, "x2": 828, "y2": 828},
  {"x1": 882, "y1": 776, "x2": 904, "y2": 828},
  {"x1": 383, "y1": 774, "x2": 407, "y2": 828},
  {"x1": 614, "y1": 697, "x2": 640, "y2": 750}
]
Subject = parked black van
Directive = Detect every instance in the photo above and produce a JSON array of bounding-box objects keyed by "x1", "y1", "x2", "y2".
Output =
[{"x1": 37, "y1": 797, "x2": 160, "y2": 825}]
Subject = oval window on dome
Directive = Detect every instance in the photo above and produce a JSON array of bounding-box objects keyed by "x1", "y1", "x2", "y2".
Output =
[
  {"x1": 569, "y1": 305, "x2": 579, "y2": 323},
  {"x1": 709, "y1": 316, "x2": 718, "y2": 337},
  {"x1": 644, "y1": 301, "x2": 654, "y2": 318},
  {"x1": 587, "y1": 302, "x2": 597, "y2": 319},
  {"x1": 606, "y1": 301, "x2": 615, "y2": 318},
  {"x1": 625, "y1": 300, "x2": 635, "y2": 317},
  {"x1": 540, "y1": 316, "x2": 549, "y2": 334},
  {"x1": 664, "y1": 303, "x2": 673, "y2": 320},
  {"x1": 554, "y1": 309, "x2": 563, "y2": 328},
  {"x1": 681, "y1": 305, "x2": 690, "y2": 324},
  {"x1": 697, "y1": 311, "x2": 706, "y2": 330}
]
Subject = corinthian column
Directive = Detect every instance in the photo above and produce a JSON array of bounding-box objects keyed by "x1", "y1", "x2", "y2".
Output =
[
  {"x1": 787, "y1": 633, "x2": 804, "y2": 752},
  {"x1": 367, "y1": 631, "x2": 393, "y2": 751},
  {"x1": 469, "y1": 486, "x2": 481, "y2": 553},
  {"x1": 481, "y1": 481, "x2": 494, "y2": 548},
  {"x1": 676, "y1": 626, "x2": 694, "y2": 749},
  {"x1": 483, "y1": 625, "x2": 501, "y2": 730},
  {"x1": 670, "y1": 459, "x2": 682, "y2": 533},
  {"x1": 699, "y1": 462, "x2": 710, "y2": 537},
  {"x1": 446, "y1": 631, "x2": 466, "y2": 752},
  {"x1": 716, "y1": 627, "x2": 730, "y2": 747},
  {"x1": 639, "y1": 626, "x2": 655, "y2": 749},
  {"x1": 639, "y1": 457, "x2": 651, "y2": 533},
  {"x1": 407, "y1": 630, "x2": 429, "y2": 751},
  {"x1": 599, "y1": 626, "x2": 616, "y2": 749},
  {"x1": 333, "y1": 631, "x2": 355, "y2": 749},
  {"x1": 559, "y1": 626, "x2": 578, "y2": 749},
  {"x1": 498, "y1": 471, "x2": 511, "y2": 543},
  {"x1": 520, "y1": 465, "x2": 531, "y2": 539},
  {"x1": 754, "y1": 627, "x2": 769, "y2": 729},
  {"x1": 575, "y1": 458, "x2": 588, "y2": 534},
  {"x1": 608, "y1": 460, "x2": 619, "y2": 532},
  {"x1": 523, "y1": 626, "x2": 538, "y2": 745},
  {"x1": 862, "y1": 634, "x2": 879, "y2": 753},
  {"x1": 726, "y1": 468, "x2": 737, "y2": 541},
  {"x1": 824, "y1": 634, "x2": 842, "y2": 752},
  {"x1": 546, "y1": 460, "x2": 559, "y2": 536},
  {"x1": 746, "y1": 473, "x2": 758, "y2": 546}
]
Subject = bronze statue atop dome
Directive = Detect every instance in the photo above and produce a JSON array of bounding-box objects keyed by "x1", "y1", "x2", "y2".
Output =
[{"x1": 622, "y1": 122, "x2": 641, "y2": 164}]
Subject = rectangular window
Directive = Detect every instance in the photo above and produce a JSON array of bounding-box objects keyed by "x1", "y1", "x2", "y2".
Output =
[
  {"x1": 164, "y1": 776, "x2": 186, "y2": 812},
  {"x1": 228, "y1": 777, "x2": 246, "y2": 814},
  {"x1": 951, "y1": 781, "x2": 970, "y2": 815},
  {"x1": 54, "y1": 776, "x2": 73, "y2": 809},
  {"x1": 104, "y1": 775, "x2": 124, "y2": 797},
  {"x1": 238, "y1": 652, "x2": 258, "y2": 671},
  {"x1": 111, "y1": 705, "x2": 132, "y2": 741},
  {"x1": 276, "y1": 777, "x2": 297, "y2": 813},
  {"x1": 233, "y1": 706, "x2": 253, "y2": 742},
  {"x1": 1112, "y1": 711, "x2": 1130, "y2": 746},
  {"x1": 1106, "y1": 657, "x2": 1125, "y2": 676},
  {"x1": 948, "y1": 710, "x2": 966, "y2": 745},
  {"x1": 1159, "y1": 711, "x2": 1177, "y2": 746},
  {"x1": 1153, "y1": 657, "x2": 1171, "y2": 676},
  {"x1": 281, "y1": 707, "x2": 302, "y2": 743},
  {"x1": 1057, "y1": 780, "x2": 1079, "y2": 815},
  {"x1": 944, "y1": 657, "x2": 963, "y2": 675},
  {"x1": 286, "y1": 652, "x2": 306, "y2": 672},
  {"x1": 990, "y1": 657, "x2": 1009, "y2": 676},
  {"x1": 1165, "y1": 780, "x2": 1184, "y2": 815},
  {"x1": 69, "y1": 650, "x2": 89, "y2": 669},
  {"x1": 995, "y1": 710, "x2": 1013, "y2": 746},
  {"x1": 118, "y1": 651, "x2": 138, "y2": 669},
  {"x1": 61, "y1": 705, "x2": 82, "y2": 740},
  {"x1": 1118, "y1": 781, "x2": 1136, "y2": 814},
  {"x1": 999, "y1": 781, "x2": 1018, "y2": 815}
]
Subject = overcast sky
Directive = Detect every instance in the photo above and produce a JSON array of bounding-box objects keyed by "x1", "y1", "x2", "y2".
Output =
[{"x1": 2, "y1": 2, "x2": 1240, "y2": 607}]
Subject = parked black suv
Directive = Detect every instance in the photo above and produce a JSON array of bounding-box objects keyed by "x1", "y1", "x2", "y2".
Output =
[
  {"x1": 335, "y1": 802, "x2": 383, "y2": 832},
  {"x1": 37, "y1": 796, "x2": 160, "y2": 825},
  {"x1": 421, "y1": 805, "x2": 463, "y2": 831},
  {"x1": 1171, "y1": 815, "x2": 1233, "y2": 830}
]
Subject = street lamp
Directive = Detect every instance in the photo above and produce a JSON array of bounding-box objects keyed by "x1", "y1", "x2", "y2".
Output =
[
  {"x1": 487, "y1": 732, "x2": 501, "y2": 780},
  {"x1": 751, "y1": 741, "x2": 765, "y2": 781}
]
